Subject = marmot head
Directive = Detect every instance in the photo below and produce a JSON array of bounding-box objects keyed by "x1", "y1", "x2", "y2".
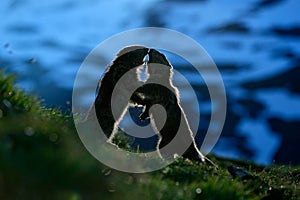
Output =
[{"x1": 147, "y1": 49, "x2": 173, "y2": 80}]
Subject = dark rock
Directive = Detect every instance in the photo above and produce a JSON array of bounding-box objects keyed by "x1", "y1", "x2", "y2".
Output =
[{"x1": 227, "y1": 164, "x2": 253, "y2": 180}]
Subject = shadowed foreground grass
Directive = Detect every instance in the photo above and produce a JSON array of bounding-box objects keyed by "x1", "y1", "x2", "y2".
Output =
[{"x1": 0, "y1": 71, "x2": 299, "y2": 200}]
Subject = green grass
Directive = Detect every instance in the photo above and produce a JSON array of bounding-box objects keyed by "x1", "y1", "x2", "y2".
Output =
[{"x1": 0, "y1": 70, "x2": 299, "y2": 199}]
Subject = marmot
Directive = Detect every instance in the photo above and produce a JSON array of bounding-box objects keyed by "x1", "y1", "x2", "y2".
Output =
[
  {"x1": 133, "y1": 49, "x2": 205, "y2": 162},
  {"x1": 93, "y1": 46, "x2": 148, "y2": 142}
]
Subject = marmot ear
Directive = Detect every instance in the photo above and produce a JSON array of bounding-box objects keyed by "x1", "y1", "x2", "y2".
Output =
[
  {"x1": 116, "y1": 45, "x2": 148, "y2": 57},
  {"x1": 111, "y1": 45, "x2": 149, "y2": 66},
  {"x1": 148, "y1": 49, "x2": 172, "y2": 67}
]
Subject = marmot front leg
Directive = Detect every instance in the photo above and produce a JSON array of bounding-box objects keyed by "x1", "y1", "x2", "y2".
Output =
[
  {"x1": 139, "y1": 106, "x2": 150, "y2": 120},
  {"x1": 130, "y1": 89, "x2": 151, "y2": 120}
]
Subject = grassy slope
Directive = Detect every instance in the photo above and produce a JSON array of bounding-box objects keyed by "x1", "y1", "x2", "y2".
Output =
[{"x1": 0, "y1": 71, "x2": 299, "y2": 200}]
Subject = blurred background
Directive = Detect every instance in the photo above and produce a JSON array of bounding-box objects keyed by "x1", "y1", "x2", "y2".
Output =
[{"x1": 0, "y1": 0, "x2": 300, "y2": 165}]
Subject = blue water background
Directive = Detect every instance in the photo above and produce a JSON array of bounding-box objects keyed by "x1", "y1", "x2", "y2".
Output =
[{"x1": 1, "y1": 0, "x2": 300, "y2": 165}]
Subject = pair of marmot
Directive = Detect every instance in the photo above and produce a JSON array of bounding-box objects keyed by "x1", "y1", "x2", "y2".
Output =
[{"x1": 91, "y1": 46, "x2": 206, "y2": 162}]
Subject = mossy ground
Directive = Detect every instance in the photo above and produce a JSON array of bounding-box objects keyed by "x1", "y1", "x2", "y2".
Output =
[{"x1": 0, "y1": 71, "x2": 299, "y2": 200}]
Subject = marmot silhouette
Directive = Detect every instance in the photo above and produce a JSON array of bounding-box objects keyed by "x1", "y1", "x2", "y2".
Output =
[
  {"x1": 92, "y1": 46, "x2": 148, "y2": 141},
  {"x1": 91, "y1": 46, "x2": 207, "y2": 163},
  {"x1": 133, "y1": 49, "x2": 205, "y2": 162}
]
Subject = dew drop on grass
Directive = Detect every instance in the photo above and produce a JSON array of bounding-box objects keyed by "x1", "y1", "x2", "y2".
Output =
[
  {"x1": 162, "y1": 167, "x2": 170, "y2": 174},
  {"x1": 196, "y1": 188, "x2": 202, "y2": 194},
  {"x1": 102, "y1": 168, "x2": 112, "y2": 176},
  {"x1": 3, "y1": 99, "x2": 12, "y2": 109},
  {"x1": 24, "y1": 127, "x2": 35, "y2": 136}
]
